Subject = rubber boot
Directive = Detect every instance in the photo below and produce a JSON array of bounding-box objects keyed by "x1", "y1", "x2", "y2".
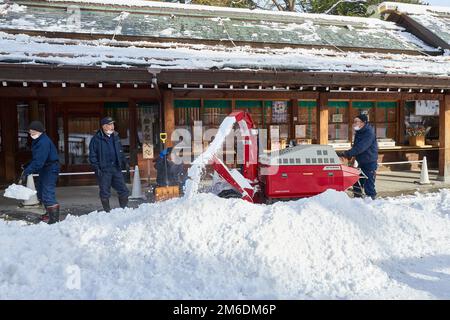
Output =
[
  {"x1": 119, "y1": 196, "x2": 128, "y2": 209},
  {"x1": 101, "y1": 198, "x2": 111, "y2": 212},
  {"x1": 46, "y1": 204, "x2": 60, "y2": 224}
]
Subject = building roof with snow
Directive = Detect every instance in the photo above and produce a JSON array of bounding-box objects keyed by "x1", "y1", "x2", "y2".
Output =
[
  {"x1": 0, "y1": 0, "x2": 437, "y2": 53},
  {"x1": 379, "y1": 1, "x2": 450, "y2": 50},
  {"x1": 0, "y1": 0, "x2": 449, "y2": 81}
]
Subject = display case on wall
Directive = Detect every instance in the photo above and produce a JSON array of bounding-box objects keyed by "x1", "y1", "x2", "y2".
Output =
[
  {"x1": 328, "y1": 100, "x2": 349, "y2": 145},
  {"x1": 351, "y1": 101, "x2": 397, "y2": 147},
  {"x1": 297, "y1": 100, "x2": 317, "y2": 144},
  {"x1": 264, "y1": 101, "x2": 290, "y2": 151},
  {"x1": 405, "y1": 100, "x2": 439, "y2": 146}
]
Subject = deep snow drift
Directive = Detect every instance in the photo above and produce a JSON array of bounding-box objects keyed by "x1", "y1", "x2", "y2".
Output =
[{"x1": 1, "y1": 189, "x2": 450, "y2": 299}]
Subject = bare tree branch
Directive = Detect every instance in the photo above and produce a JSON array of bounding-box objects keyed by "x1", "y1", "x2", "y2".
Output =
[{"x1": 271, "y1": 0, "x2": 284, "y2": 11}]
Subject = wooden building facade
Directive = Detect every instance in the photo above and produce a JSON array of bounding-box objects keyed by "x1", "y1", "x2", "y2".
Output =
[{"x1": 0, "y1": 0, "x2": 450, "y2": 184}]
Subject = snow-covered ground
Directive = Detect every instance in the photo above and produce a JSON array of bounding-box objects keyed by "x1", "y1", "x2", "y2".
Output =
[{"x1": 1, "y1": 189, "x2": 449, "y2": 299}]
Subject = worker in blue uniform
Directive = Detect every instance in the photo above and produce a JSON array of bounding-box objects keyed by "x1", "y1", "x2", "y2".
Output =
[
  {"x1": 21, "y1": 121, "x2": 60, "y2": 224},
  {"x1": 341, "y1": 113, "x2": 379, "y2": 200},
  {"x1": 89, "y1": 116, "x2": 129, "y2": 212}
]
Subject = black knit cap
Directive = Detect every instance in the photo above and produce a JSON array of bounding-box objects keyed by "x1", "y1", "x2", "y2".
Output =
[
  {"x1": 28, "y1": 120, "x2": 45, "y2": 133},
  {"x1": 356, "y1": 113, "x2": 368, "y2": 123},
  {"x1": 100, "y1": 116, "x2": 115, "y2": 126}
]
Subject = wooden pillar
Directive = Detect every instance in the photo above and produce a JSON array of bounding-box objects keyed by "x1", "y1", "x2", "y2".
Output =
[
  {"x1": 317, "y1": 92, "x2": 329, "y2": 145},
  {"x1": 397, "y1": 100, "x2": 406, "y2": 145},
  {"x1": 128, "y1": 99, "x2": 138, "y2": 166},
  {"x1": 348, "y1": 100, "x2": 354, "y2": 143},
  {"x1": 289, "y1": 99, "x2": 297, "y2": 141},
  {"x1": 438, "y1": 95, "x2": 450, "y2": 182},
  {"x1": 30, "y1": 100, "x2": 39, "y2": 121},
  {"x1": 2, "y1": 99, "x2": 17, "y2": 181},
  {"x1": 163, "y1": 89, "x2": 175, "y2": 147}
]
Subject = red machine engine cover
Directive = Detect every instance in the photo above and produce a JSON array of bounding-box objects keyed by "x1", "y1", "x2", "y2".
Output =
[{"x1": 260, "y1": 163, "x2": 361, "y2": 199}]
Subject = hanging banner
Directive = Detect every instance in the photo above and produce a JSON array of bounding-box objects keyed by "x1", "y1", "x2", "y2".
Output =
[
  {"x1": 142, "y1": 143, "x2": 153, "y2": 159},
  {"x1": 272, "y1": 101, "x2": 288, "y2": 123}
]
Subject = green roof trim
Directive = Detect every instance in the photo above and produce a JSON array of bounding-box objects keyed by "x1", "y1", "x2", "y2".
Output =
[
  {"x1": 236, "y1": 100, "x2": 262, "y2": 108},
  {"x1": 328, "y1": 101, "x2": 349, "y2": 108},
  {"x1": 377, "y1": 101, "x2": 397, "y2": 108},
  {"x1": 352, "y1": 101, "x2": 375, "y2": 109},
  {"x1": 104, "y1": 102, "x2": 128, "y2": 108},
  {"x1": 204, "y1": 100, "x2": 231, "y2": 109},
  {"x1": 174, "y1": 99, "x2": 200, "y2": 108},
  {"x1": 299, "y1": 101, "x2": 317, "y2": 108}
]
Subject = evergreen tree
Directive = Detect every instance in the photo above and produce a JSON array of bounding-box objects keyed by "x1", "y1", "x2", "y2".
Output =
[{"x1": 175, "y1": 0, "x2": 427, "y2": 16}]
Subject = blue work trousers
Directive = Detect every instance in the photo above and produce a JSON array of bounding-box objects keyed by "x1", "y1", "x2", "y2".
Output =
[
  {"x1": 96, "y1": 166, "x2": 129, "y2": 199},
  {"x1": 353, "y1": 164, "x2": 377, "y2": 200},
  {"x1": 37, "y1": 162, "x2": 60, "y2": 207}
]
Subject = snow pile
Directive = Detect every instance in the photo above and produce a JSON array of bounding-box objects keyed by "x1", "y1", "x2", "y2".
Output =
[
  {"x1": 0, "y1": 2, "x2": 26, "y2": 15},
  {"x1": 185, "y1": 116, "x2": 236, "y2": 197},
  {"x1": 1, "y1": 189, "x2": 450, "y2": 299},
  {"x1": 3, "y1": 184, "x2": 37, "y2": 201}
]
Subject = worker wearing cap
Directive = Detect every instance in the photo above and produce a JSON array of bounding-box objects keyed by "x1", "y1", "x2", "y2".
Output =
[
  {"x1": 21, "y1": 120, "x2": 60, "y2": 224},
  {"x1": 341, "y1": 113, "x2": 378, "y2": 200},
  {"x1": 89, "y1": 116, "x2": 129, "y2": 212}
]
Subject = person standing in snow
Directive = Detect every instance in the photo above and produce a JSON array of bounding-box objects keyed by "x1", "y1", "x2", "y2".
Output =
[
  {"x1": 340, "y1": 113, "x2": 378, "y2": 200},
  {"x1": 89, "y1": 116, "x2": 129, "y2": 213},
  {"x1": 21, "y1": 121, "x2": 60, "y2": 224}
]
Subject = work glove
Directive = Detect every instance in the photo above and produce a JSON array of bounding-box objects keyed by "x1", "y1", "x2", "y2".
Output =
[
  {"x1": 16, "y1": 172, "x2": 27, "y2": 186},
  {"x1": 94, "y1": 167, "x2": 102, "y2": 177},
  {"x1": 336, "y1": 151, "x2": 345, "y2": 158}
]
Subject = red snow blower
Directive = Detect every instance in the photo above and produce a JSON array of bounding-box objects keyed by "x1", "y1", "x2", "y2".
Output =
[{"x1": 210, "y1": 111, "x2": 361, "y2": 203}]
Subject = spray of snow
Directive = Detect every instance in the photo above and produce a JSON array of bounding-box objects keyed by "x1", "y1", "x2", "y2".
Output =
[
  {"x1": 3, "y1": 184, "x2": 37, "y2": 201},
  {"x1": 184, "y1": 116, "x2": 236, "y2": 198}
]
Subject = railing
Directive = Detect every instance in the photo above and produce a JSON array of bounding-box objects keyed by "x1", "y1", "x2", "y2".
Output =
[
  {"x1": 378, "y1": 160, "x2": 424, "y2": 165},
  {"x1": 31, "y1": 169, "x2": 135, "y2": 177}
]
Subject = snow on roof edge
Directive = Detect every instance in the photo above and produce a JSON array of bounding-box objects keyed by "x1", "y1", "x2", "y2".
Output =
[
  {"x1": 379, "y1": 1, "x2": 450, "y2": 16},
  {"x1": 44, "y1": 0, "x2": 394, "y2": 27}
]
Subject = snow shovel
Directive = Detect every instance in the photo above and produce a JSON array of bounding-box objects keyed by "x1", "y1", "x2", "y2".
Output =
[{"x1": 2, "y1": 169, "x2": 36, "y2": 201}]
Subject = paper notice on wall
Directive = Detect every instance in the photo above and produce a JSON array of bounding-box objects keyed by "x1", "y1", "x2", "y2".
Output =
[
  {"x1": 143, "y1": 143, "x2": 154, "y2": 159},
  {"x1": 295, "y1": 124, "x2": 306, "y2": 138},
  {"x1": 376, "y1": 127, "x2": 387, "y2": 138},
  {"x1": 415, "y1": 100, "x2": 439, "y2": 116},
  {"x1": 332, "y1": 114, "x2": 343, "y2": 123},
  {"x1": 272, "y1": 101, "x2": 288, "y2": 123}
]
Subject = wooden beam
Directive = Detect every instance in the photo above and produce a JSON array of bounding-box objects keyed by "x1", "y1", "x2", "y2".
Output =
[
  {"x1": 397, "y1": 100, "x2": 406, "y2": 145},
  {"x1": 386, "y1": 13, "x2": 450, "y2": 50},
  {"x1": 2, "y1": 64, "x2": 450, "y2": 90},
  {"x1": 2, "y1": 99, "x2": 17, "y2": 181},
  {"x1": 328, "y1": 92, "x2": 443, "y2": 101},
  {"x1": 439, "y1": 95, "x2": 450, "y2": 181},
  {"x1": 317, "y1": 92, "x2": 329, "y2": 145},
  {"x1": 290, "y1": 98, "x2": 298, "y2": 141},
  {"x1": 159, "y1": 70, "x2": 450, "y2": 89},
  {"x1": 348, "y1": 100, "x2": 354, "y2": 143},
  {"x1": 163, "y1": 90, "x2": 175, "y2": 148},
  {"x1": 0, "y1": 87, "x2": 157, "y2": 99},
  {"x1": 173, "y1": 90, "x2": 319, "y2": 100},
  {"x1": 0, "y1": 64, "x2": 153, "y2": 83},
  {"x1": 128, "y1": 99, "x2": 138, "y2": 166}
]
